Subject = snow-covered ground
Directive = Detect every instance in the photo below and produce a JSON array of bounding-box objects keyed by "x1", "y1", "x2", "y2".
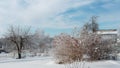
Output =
[{"x1": 0, "y1": 56, "x2": 120, "y2": 68}]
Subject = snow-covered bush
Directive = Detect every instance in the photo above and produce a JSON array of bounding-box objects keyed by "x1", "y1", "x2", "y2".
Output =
[
  {"x1": 82, "y1": 33, "x2": 103, "y2": 61},
  {"x1": 80, "y1": 21, "x2": 114, "y2": 61},
  {"x1": 52, "y1": 33, "x2": 83, "y2": 64}
]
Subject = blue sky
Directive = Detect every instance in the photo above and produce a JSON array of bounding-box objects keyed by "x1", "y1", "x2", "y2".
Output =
[{"x1": 0, "y1": 0, "x2": 120, "y2": 37}]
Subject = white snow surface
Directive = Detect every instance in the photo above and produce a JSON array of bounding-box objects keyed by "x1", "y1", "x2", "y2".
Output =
[
  {"x1": 0, "y1": 56, "x2": 120, "y2": 68},
  {"x1": 97, "y1": 31, "x2": 117, "y2": 34}
]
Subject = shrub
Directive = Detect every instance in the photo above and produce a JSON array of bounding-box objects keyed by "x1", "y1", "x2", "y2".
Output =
[{"x1": 52, "y1": 34, "x2": 83, "y2": 64}]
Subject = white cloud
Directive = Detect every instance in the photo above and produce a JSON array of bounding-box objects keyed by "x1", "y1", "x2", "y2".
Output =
[
  {"x1": 0, "y1": 0, "x2": 94, "y2": 26},
  {"x1": 0, "y1": 0, "x2": 95, "y2": 36},
  {"x1": 0, "y1": 0, "x2": 119, "y2": 36}
]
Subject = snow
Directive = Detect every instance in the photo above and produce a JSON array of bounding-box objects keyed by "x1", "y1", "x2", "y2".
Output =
[
  {"x1": 0, "y1": 57, "x2": 63, "y2": 68},
  {"x1": 0, "y1": 56, "x2": 120, "y2": 68},
  {"x1": 97, "y1": 32, "x2": 117, "y2": 34},
  {"x1": 97, "y1": 30, "x2": 117, "y2": 35}
]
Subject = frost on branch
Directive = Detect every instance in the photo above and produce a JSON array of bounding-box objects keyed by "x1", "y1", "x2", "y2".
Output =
[{"x1": 52, "y1": 33, "x2": 83, "y2": 64}]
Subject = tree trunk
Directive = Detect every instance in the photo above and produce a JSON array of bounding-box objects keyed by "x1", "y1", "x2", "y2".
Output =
[{"x1": 18, "y1": 53, "x2": 22, "y2": 59}]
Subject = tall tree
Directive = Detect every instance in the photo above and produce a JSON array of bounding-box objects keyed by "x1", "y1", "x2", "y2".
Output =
[
  {"x1": 91, "y1": 16, "x2": 99, "y2": 32},
  {"x1": 5, "y1": 26, "x2": 32, "y2": 59},
  {"x1": 80, "y1": 16, "x2": 99, "y2": 36}
]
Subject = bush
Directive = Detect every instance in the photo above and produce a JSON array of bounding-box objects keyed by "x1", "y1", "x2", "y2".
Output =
[
  {"x1": 54, "y1": 44, "x2": 83, "y2": 64},
  {"x1": 52, "y1": 34, "x2": 83, "y2": 64},
  {"x1": 81, "y1": 33, "x2": 113, "y2": 61}
]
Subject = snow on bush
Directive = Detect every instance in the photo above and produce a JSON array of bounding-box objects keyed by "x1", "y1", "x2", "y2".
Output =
[
  {"x1": 52, "y1": 33, "x2": 83, "y2": 64},
  {"x1": 79, "y1": 21, "x2": 114, "y2": 61}
]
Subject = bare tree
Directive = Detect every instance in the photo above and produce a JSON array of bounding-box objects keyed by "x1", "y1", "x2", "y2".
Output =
[
  {"x1": 5, "y1": 26, "x2": 32, "y2": 59},
  {"x1": 33, "y1": 30, "x2": 52, "y2": 53},
  {"x1": 91, "y1": 16, "x2": 99, "y2": 33},
  {"x1": 80, "y1": 16, "x2": 98, "y2": 35}
]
